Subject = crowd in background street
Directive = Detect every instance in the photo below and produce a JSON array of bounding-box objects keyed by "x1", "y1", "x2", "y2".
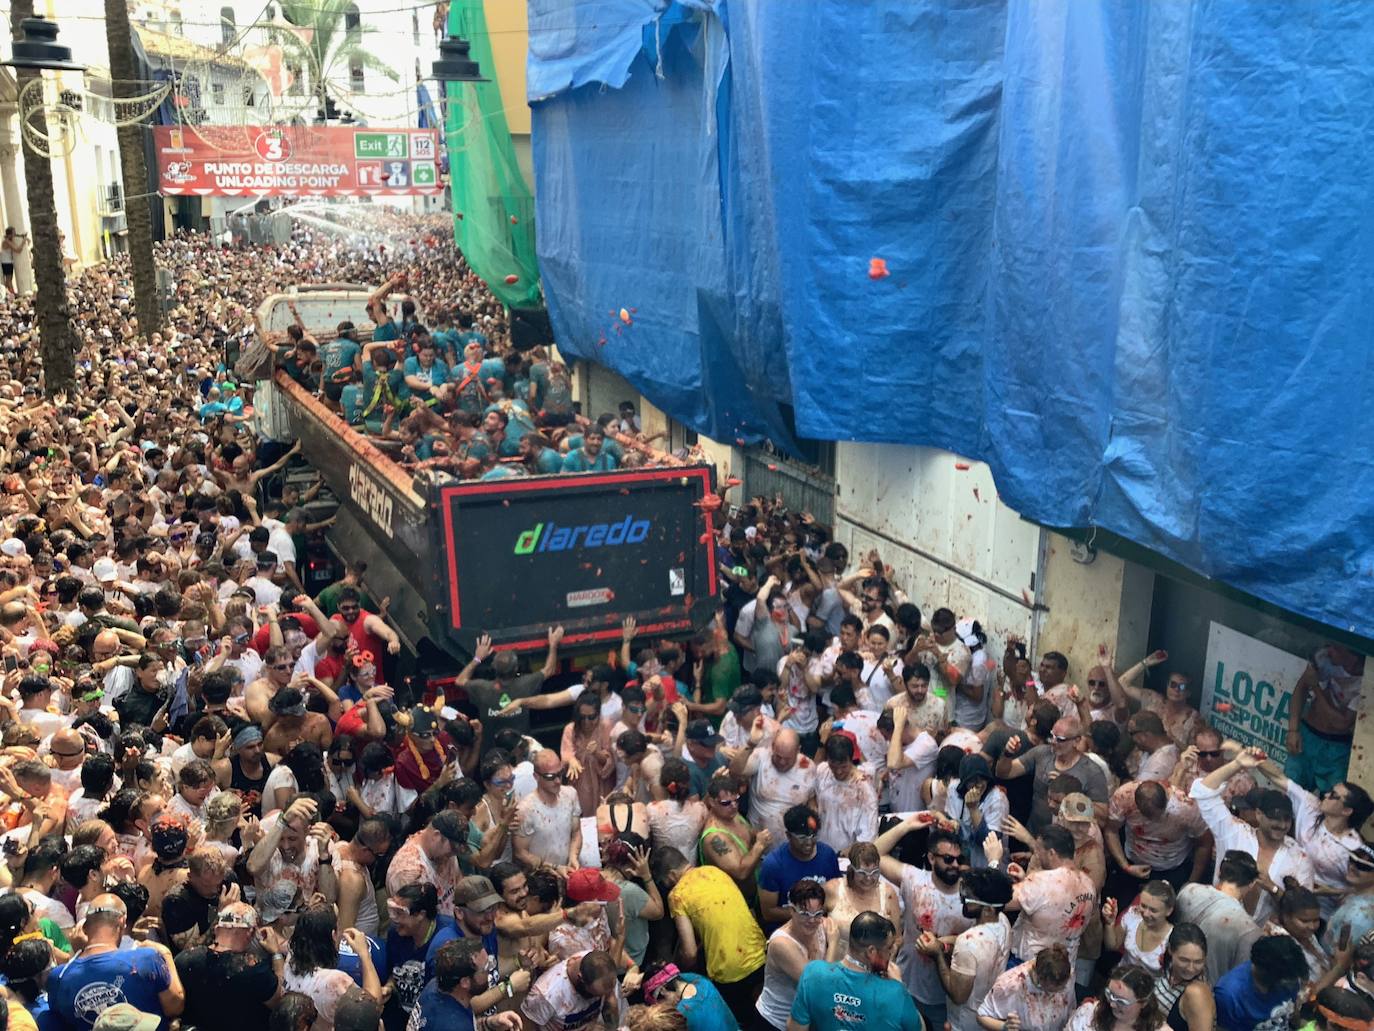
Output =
[{"x1": 0, "y1": 217, "x2": 1363, "y2": 1031}]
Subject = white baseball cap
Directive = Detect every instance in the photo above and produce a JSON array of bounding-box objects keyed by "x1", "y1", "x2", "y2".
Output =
[{"x1": 92, "y1": 557, "x2": 119, "y2": 583}]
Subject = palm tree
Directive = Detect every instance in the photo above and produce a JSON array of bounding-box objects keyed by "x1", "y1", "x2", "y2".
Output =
[
  {"x1": 8, "y1": 1, "x2": 78, "y2": 394},
  {"x1": 271, "y1": 0, "x2": 399, "y2": 122},
  {"x1": 104, "y1": 0, "x2": 160, "y2": 345}
]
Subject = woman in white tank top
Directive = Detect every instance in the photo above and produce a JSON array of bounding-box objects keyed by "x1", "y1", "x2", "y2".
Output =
[
  {"x1": 757, "y1": 881, "x2": 833, "y2": 1030},
  {"x1": 646, "y1": 758, "x2": 706, "y2": 864},
  {"x1": 823, "y1": 841, "x2": 902, "y2": 959}
]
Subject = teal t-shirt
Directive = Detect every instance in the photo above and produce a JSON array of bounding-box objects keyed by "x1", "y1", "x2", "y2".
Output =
[
  {"x1": 561, "y1": 448, "x2": 619, "y2": 473},
  {"x1": 676, "y1": 973, "x2": 738, "y2": 1031},
  {"x1": 527, "y1": 362, "x2": 550, "y2": 410},
  {"x1": 479, "y1": 464, "x2": 527, "y2": 481},
  {"x1": 532, "y1": 447, "x2": 563, "y2": 474},
  {"x1": 341, "y1": 382, "x2": 366, "y2": 425},
  {"x1": 401, "y1": 355, "x2": 450, "y2": 401},
  {"x1": 791, "y1": 961, "x2": 923, "y2": 1031},
  {"x1": 566, "y1": 434, "x2": 624, "y2": 462},
  {"x1": 321, "y1": 337, "x2": 361, "y2": 385},
  {"x1": 372, "y1": 320, "x2": 400, "y2": 343}
]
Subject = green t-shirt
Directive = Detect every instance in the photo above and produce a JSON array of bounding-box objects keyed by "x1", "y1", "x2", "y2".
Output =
[
  {"x1": 40, "y1": 917, "x2": 70, "y2": 952},
  {"x1": 705, "y1": 646, "x2": 742, "y2": 709},
  {"x1": 316, "y1": 581, "x2": 377, "y2": 618}
]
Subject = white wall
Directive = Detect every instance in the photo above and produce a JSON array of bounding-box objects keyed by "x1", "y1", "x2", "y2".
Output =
[{"x1": 832, "y1": 442, "x2": 1043, "y2": 649}]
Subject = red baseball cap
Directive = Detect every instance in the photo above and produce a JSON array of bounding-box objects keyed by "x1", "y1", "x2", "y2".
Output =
[{"x1": 565, "y1": 868, "x2": 621, "y2": 904}]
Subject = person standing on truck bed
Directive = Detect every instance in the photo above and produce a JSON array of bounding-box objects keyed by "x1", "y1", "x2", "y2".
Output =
[
  {"x1": 454, "y1": 628, "x2": 565, "y2": 743},
  {"x1": 275, "y1": 310, "x2": 321, "y2": 392},
  {"x1": 401, "y1": 331, "x2": 449, "y2": 408},
  {"x1": 449, "y1": 340, "x2": 491, "y2": 416},
  {"x1": 365, "y1": 272, "x2": 407, "y2": 343},
  {"x1": 561, "y1": 425, "x2": 619, "y2": 473},
  {"x1": 319, "y1": 321, "x2": 362, "y2": 413}
]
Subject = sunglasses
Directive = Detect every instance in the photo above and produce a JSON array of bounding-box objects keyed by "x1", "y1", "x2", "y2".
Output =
[
  {"x1": 791, "y1": 906, "x2": 826, "y2": 920},
  {"x1": 489, "y1": 777, "x2": 514, "y2": 788},
  {"x1": 1167, "y1": 680, "x2": 1188, "y2": 689},
  {"x1": 1195, "y1": 749, "x2": 1222, "y2": 759},
  {"x1": 269, "y1": 663, "x2": 292, "y2": 671},
  {"x1": 851, "y1": 866, "x2": 880, "y2": 880},
  {"x1": 1051, "y1": 733, "x2": 1080, "y2": 743},
  {"x1": 932, "y1": 852, "x2": 962, "y2": 864},
  {"x1": 1103, "y1": 987, "x2": 1138, "y2": 1009},
  {"x1": 51, "y1": 748, "x2": 85, "y2": 759},
  {"x1": 536, "y1": 770, "x2": 564, "y2": 781},
  {"x1": 714, "y1": 796, "x2": 740, "y2": 808},
  {"x1": 626, "y1": 704, "x2": 646, "y2": 714},
  {"x1": 788, "y1": 831, "x2": 816, "y2": 842},
  {"x1": 1086, "y1": 679, "x2": 1106, "y2": 687}
]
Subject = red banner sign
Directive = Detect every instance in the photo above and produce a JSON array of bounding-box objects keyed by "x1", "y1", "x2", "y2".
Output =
[{"x1": 154, "y1": 125, "x2": 443, "y2": 198}]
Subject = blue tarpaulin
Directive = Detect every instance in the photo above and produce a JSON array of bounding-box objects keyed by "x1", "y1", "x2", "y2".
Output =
[{"x1": 527, "y1": 0, "x2": 1374, "y2": 639}]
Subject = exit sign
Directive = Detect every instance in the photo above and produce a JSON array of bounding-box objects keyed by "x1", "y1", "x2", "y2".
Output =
[{"x1": 353, "y1": 132, "x2": 407, "y2": 159}]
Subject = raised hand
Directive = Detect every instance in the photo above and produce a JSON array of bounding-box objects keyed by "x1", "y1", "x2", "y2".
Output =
[
  {"x1": 983, "y1": 832, "x2": 1004, "y2": 868},
  {"x1": 1102, "y1": 898, "x2": 1121, "y2": 926}
]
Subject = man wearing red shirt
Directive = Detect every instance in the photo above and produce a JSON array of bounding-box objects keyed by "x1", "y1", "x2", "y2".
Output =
[{"x1": 334, "y1": 587, "x2": 400, "y2": 661}]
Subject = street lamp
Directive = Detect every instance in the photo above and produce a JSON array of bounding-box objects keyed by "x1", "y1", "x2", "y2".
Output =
[
  {"x1": 431, "y1": 33, "x2": 487, "y2": 84},
  {"x1": 4, "y1": 17, "x2": 85, "y2": 73}
]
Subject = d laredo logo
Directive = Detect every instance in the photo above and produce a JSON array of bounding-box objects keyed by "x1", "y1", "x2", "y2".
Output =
[{"x1": 514, "y1": 516, "x2": 650, "y2": 554}]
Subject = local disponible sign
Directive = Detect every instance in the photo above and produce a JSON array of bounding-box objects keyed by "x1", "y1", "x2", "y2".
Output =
[
  {"x1": 154, "y1": 126, "x2": 442, "y2": 198},
  {"x1": 1201, "y1": 622, "x2": 1307, "y2": 765}
]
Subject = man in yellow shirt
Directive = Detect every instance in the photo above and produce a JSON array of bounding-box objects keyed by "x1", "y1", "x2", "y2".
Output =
[{"x1": 651, "y1": 846, "x2": 767, "y2": 1026}]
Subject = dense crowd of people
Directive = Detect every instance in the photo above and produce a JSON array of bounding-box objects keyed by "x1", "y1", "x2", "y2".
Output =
[
  {"x1": 0, "y1": 216, "x2": 1367, "y2": 1031},
  {"x1": 256, "y1": 211, "x2": 685, "y2": 482}
]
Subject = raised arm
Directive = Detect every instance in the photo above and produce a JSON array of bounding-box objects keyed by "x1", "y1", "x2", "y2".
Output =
[{"x1": 541, "y1": 625, "x2": 564, "y2": 679}]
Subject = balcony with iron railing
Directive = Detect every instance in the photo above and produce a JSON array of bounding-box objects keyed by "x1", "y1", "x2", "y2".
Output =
[{"x1": 100, "y1": 183, "x2": 123, "y2": 215}]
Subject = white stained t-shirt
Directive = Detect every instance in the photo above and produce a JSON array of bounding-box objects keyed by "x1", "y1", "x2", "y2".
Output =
[
  {"x1": 977, "y1": 959, "x2": 1075, "y2": 1031},
  {"x1": 947, "y1": 915, "x2": 1012, "y2": 1031},
  {"x1": 103, "y1": 665, "x2": 135, "y2": 704},
  {"x1": 227, "y1": 649, "x2": 264, "y2": 688},
  {"x1": 833, "y1": 709, "x2": 886, "y2": 778},
  {"x1": 743, "y1": 750, "x2": 818, "y2": 844},
  {"x1": 521, "y1": 951, "x2": 611, "y2": 1031},
  {"x1": 1008, "y1": 865, "x2": 1097, "y2": 966},
  {"x1": 1065, "y1": 1000, "x2": 1170, "y2": 1031},
  {"x1": 776, "y1": 654, "x2": 820, "y2": 734},
  {"x1": 244, "y1": 576, "x2": 283, "y2": 607},
  {"x1": 252, "y1": 810, "x2": 321, "y2": 897},
  {"x1": 813, "y1": 762, "x2": 878, "y2": 854},
  {"x1": 1108, "y1": 781, "x2": 1207, "y2": 870},
  {"x1": 859, "y1": 658, "x2": 895, "y2": 710},
  {"x1": 1286, "y1": 778, "x2": 1363, "y2": 917},
  {"x1": 887, "y1": 731, "x2": 939, "y2": 814},
  {"x1": 515, "y1": 786, "x2": 582, "y2": 867},
  {"x1": 1116, "y1": 901, "x2": 1169, "y2": 973},
  {"x1": 1136, "y1": 742, "x2": 1181, "y2": 785},
  {"x1": 898, "y1": 865, "x2": 972, "y2": 1004},
  {"x1": 1190, "y1": 777, "x2": 1314, "y2": 924}
]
